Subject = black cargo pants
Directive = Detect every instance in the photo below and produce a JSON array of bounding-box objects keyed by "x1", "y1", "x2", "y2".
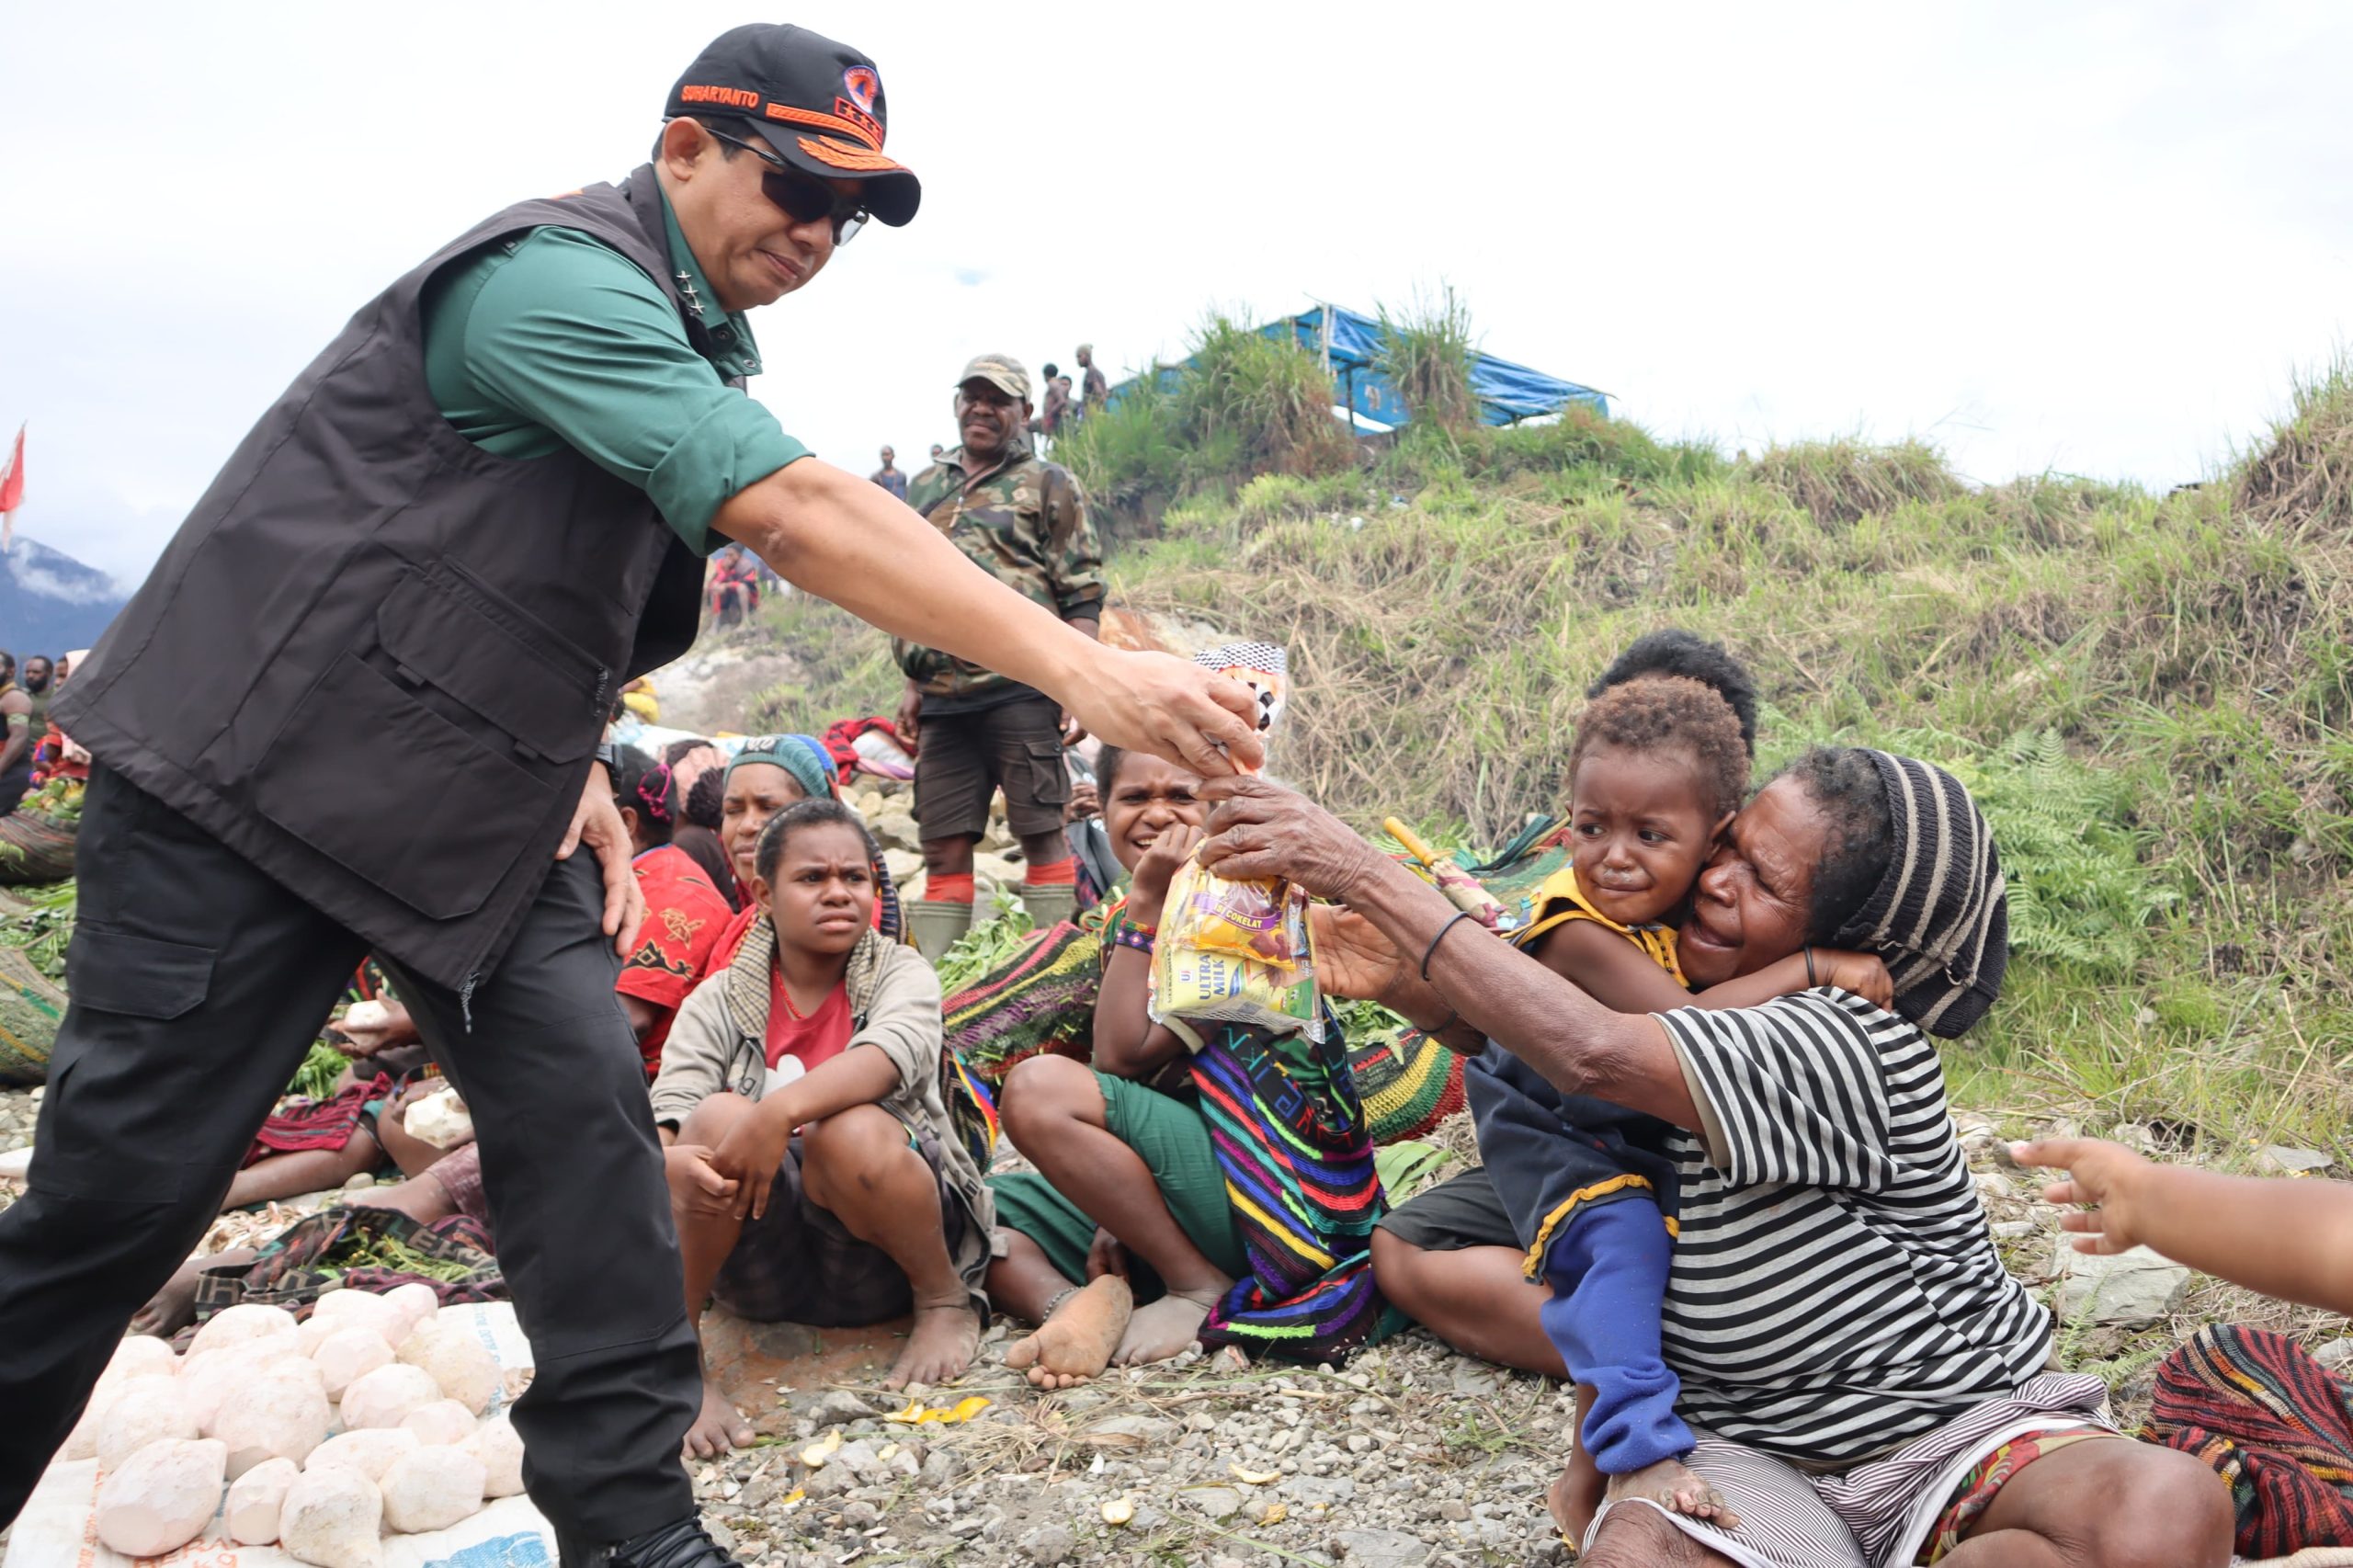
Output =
[{"x1": 0, "y1": 765, "x2": 699, "y2": 1544}]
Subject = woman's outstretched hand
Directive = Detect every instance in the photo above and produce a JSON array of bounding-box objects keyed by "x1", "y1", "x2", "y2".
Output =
[{"x1": 1196, "y1": 777, "x2": 1381, "y2": 900}]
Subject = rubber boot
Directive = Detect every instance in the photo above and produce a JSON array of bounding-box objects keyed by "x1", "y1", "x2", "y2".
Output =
[
  {"x1": 909, "y1": 899, "x2": 975, "y2": 965},
  {"x1": 1018, "y1": 882, "x2": 1079, "y2": 932}
]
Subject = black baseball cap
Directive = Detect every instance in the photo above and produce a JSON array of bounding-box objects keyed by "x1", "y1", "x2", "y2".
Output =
[{"x1": 666, "y1": 24, "x2": 921, "y2": 227}]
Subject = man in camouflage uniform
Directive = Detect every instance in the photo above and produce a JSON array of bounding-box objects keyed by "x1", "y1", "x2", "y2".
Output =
[{"x1": 895, "y1": 354, "x2": 1103, "y2": 959}]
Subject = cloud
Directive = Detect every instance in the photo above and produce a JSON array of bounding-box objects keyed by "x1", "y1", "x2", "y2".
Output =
[
  {"x1": 11, "y1": 557, "x2": 117, "y2": 606},
  {"x1": 6, "y1": 1, "x2": 2352, "y2": 592}
]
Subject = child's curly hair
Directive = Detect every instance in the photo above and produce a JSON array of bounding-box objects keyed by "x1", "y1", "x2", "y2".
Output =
[
  {"x1": 1586, "y1": 629, "x2": 1758, "y2": 755},
  {"x1": 1568, "y1": 675, "x2": 1752, "y2": 821}
]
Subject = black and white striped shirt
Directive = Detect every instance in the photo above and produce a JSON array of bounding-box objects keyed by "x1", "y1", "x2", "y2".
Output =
[{"x1": 1654, "y1": 990, "x2": 2050, "y2": 1467}]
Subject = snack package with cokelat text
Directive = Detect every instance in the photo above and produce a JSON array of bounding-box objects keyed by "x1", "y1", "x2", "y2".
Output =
[{"x1": 1149, "y1": 643, "x2": 1324, "y2": 1045}]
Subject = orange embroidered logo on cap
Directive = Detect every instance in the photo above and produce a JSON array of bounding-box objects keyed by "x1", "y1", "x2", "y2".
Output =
[
  {"x1": 679, "y1": 84, "x2": 760, "y2": 108},
  {"x1": 841, "y1": 65, "x2": 879, "y2": 115}
]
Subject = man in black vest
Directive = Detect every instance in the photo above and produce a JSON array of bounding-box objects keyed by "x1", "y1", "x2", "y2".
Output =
[{"x1": 0, "y1": 25, "x2": 1260, "y2": 1568}]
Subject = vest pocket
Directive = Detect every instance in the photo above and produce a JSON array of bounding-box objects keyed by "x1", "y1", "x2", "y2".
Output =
[
  {"x1": 254, "y1": 653, "x2": 554, "y2": 919},
  {"x1": 377, "y1": 563, "x2": 605, "y2": 764}
]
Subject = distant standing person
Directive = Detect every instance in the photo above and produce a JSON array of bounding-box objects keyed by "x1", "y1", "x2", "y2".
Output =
[
  {"x1": 897, "y1": 355, "x2": 1102, "y2": 960},
  {"x1": 0, "y1": 654, "x2": 53, "y2": 815},
  {"x1": 870, "y1": 445, "x2": 907, "y2": 501},
  {"x1": 930, "y1": 441, "x2": 946, "y2": 463},
  {"x1": 0, "y1": 653, "x2": 30, "y2": 815},
  {"x1": 1077, "y1": 342, "x2": 1108, "y2": 410},
  {"x1": 1035, "y1": 364, "x2": 1071, "y2": 441}
]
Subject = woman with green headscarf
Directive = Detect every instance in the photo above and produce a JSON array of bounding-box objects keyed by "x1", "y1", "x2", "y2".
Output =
[{"x1": 699, "y1": 736, "x2": 903, "y2": 976}]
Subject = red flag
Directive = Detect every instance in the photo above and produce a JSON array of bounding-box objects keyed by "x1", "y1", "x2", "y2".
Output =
[{"x1": 0, "y1": 425, "x2": 22, "y2": 547}]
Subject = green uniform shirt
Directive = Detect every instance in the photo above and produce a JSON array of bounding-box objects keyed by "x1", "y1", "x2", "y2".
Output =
[
  {"x1": 899, "y1": 442, "x2": 1105, "y2": 710},
  {"x1": 421, "y1": 186, "x2": 807, "y2": 554}
]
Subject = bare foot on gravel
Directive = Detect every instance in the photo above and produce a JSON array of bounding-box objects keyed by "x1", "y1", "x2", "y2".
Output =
[
  {"x1": 1548, "y1": 1454, "x2": 1606, "y2": 1544},
  {"x1": 683, "y1": 1376, "x2": 755, "y2": 1460},
  {"x1": 1605, "y1": 1457, "x2": 1740, "y2": 1528},
  {"x1": 1113, "y1": 1287, "x2": 1220, "y2": 1367},
  {"x1": 885, "y1": 1301, "x2": 982, "y2": 1391},
  {"x1": 1005, "y1": 1276, "x2": 1133, "y2": 1389}
]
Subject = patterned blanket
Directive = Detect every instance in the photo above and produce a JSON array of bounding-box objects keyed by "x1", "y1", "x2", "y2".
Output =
[
  {"x1": 1188, "y1": 1017, "x2": 1404, "y2": 1363},
  {"x1": 2148, "y1": 1323, "x2": 2353, "y2": 1558}
]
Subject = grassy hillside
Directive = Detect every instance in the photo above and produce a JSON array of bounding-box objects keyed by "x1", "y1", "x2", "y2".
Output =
[{"x1": 749, "y1": 365, "x2": 2353, "y2": 1159}]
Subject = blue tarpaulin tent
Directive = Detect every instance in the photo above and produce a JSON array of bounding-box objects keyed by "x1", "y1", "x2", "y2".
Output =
[{"x1": 1108, "y1": 303, "x2": 1609, "y2": 429}]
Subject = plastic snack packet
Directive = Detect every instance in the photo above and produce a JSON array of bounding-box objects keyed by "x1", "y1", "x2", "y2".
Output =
[{"x1": 1150, "y1": 643, "x2": 1324, "y2": 1045}]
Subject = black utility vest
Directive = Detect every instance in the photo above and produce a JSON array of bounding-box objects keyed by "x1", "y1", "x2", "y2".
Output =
[{"x1": 61, "y1": 168, "x2": 710, "y2": 991}]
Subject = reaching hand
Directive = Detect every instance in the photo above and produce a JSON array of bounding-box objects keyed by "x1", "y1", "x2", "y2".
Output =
[
  {"x1": 1127, "y1": 824, "x2": 1205, "y2": 926},
  {"x1": 1196, "y1": 776, "x2": 1381, "y2": 901},
  {"x1": 1812, "y1": 949, "x2": 1894, "y2": 1008},
  {"x1": 1307, "y1": 904, "x2": 1461, "y2": 1033},
  {"x1": 2011, "y1": 1137, "x2": 2154, "y2": 1256},
  {"x1": 665, "y1": 1143, "x2": 739, "y2": 1220},
  {"x1": 1063, "y1": 779, "x2": 1101, "y2": 824},
  {"x1": 1063, "y1": 648, "x2": 1265, "y2": 777},
  {"x1": 1307, "y1": 905, "x2": 1410, "y2": 1003},
  {"x1": 335, "y1": 1000, "x2": 419, "y2": 1059},
  {"x1": 558, "y1": 763, "x2": 645, "y2": 960},
  {"x1": 895, "y1": 682, "x2": 924, "y2": 756}
]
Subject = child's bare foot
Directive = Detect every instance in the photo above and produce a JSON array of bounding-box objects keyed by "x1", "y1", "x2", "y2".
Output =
[
  {"x1": 1547, "y1": 1455, "x2": 1607, "y2": 1544},
  {"x1": 131, "y1": 1248, "x2": 253, "y2": 1338},
  {"x1": 1004, "y1": 1276, "x2": 1133, "y2": 1389},
  {"x1": 1604, "y1": 1457, "x2": 1740, "y2": 1528},
  {"x1": 885, "y1": 1300, "x2": 982, "y2": 1391},
  {"x1": 682, "y1": 1376, "x2": 756, "y2": 1460},
  {"x1": 1112, "y1": 1286, "x2": 1222, "y2": 1367}
]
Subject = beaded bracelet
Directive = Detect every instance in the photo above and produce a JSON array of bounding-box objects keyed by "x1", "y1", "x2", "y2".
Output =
[{"x1": 1112, "y1": 926, "x2": 1157, "y2": 956}]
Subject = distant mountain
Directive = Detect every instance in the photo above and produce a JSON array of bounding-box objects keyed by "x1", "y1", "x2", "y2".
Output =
[{"x1": 0, "y1": 538, "x2": 127, "y2": 658}]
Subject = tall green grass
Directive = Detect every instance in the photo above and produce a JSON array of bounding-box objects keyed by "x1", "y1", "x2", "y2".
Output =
[
  {"x1": 1058, "y1": 312, "x2": 1350, "y2": 506},
  {"x1": 751, "y1": 364, "x2": 2353, "y2": 1155},
  {"x1": 1378, "y1": 285, "x2": 1479, "y2": 433}
]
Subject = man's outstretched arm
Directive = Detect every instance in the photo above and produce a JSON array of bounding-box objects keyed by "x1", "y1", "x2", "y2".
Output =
[{"x1": 714, "y1": 459, "x2": 1262, "y2": 776}]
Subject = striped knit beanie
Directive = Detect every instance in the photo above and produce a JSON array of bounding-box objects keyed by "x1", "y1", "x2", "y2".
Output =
[{"x1": 1835, "y1": 751, "x2": 2010, "y2": 1038}]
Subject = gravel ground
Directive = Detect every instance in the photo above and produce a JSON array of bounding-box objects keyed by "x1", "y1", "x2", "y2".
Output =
[
  {"x1": 5, "y1": 1085, "x2": 2345, "y2": 1567},
  {"x1": 680, "y1": 1330, "x2": 1578, "y2": 1568}
]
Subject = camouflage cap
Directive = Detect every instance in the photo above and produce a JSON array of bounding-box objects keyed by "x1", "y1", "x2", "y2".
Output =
[{"x1": 957, "y1": 354, "x2": 1030, "y2": 402}]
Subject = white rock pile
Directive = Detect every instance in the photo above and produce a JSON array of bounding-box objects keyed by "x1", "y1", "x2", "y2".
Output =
[{"x1": 63, "y1": 1290, "x2": 523, "y2": 1565}]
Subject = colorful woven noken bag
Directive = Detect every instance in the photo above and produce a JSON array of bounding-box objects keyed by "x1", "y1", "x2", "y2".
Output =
[
  {"x1": 0, "y1": 944, "x2": 63, "y2": 1085},
  {"x1": 2145, "y1": 1323, "x2": 2353, "y2": 1558},
  {"x1": 1346, "y1": 1028, "x2": 1465, "y2": 1144}
]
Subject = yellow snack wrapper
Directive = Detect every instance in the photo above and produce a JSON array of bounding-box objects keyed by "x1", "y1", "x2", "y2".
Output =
[
  {"x1": 1148, "y1": 640, "x2": 1324, "y2": 1043},
  {"x1": 1151, "y1": 849, "x2": 1323, "y2": 1043}
]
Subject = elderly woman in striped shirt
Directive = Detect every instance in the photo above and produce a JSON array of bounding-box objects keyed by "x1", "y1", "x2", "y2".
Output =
[{"x1": 1197, "y1": 752, "x2": 2233, "y2": 1568}]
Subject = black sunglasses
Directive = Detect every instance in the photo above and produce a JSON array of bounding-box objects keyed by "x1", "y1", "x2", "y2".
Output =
[{"x1": 702, "y1": 125, "x2": 868, "y2": 244}]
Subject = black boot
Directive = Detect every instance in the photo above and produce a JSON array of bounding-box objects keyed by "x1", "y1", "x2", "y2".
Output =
[{"x1": 559, "y1": 1517, "x2": 744, "y2": 1568}]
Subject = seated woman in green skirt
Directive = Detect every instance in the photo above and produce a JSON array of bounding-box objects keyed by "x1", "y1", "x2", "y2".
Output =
[
  {"x1": 990, "y1": 746, "x2": 1402, "y2": 1386},
  {"x1": 987, "y1": 744, "x2": 1232, "y2": 1382}
]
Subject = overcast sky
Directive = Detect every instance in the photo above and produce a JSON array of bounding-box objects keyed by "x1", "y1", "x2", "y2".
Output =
[{"x1": 5, "y1": 1, "x2": 2350, "y2": 586}]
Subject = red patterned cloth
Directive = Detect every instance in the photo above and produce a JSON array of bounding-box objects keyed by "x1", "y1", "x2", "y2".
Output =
[
  {"x1": 2147, "y1": 1323, "x2": 2353, "y2": 1557},
  {"x1": 822, "y1": 717, "x2": 909, "y2": 780},
  {"x1": 1915, "y1": 1426, "x2": 2111, "y2": 1562},
  {"x1": 617, "y1": 845, "x2": 735, "y2": 1073},
  {"x1": 243, "y1": 1072, "x2": 392, "y2": 1168}
]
